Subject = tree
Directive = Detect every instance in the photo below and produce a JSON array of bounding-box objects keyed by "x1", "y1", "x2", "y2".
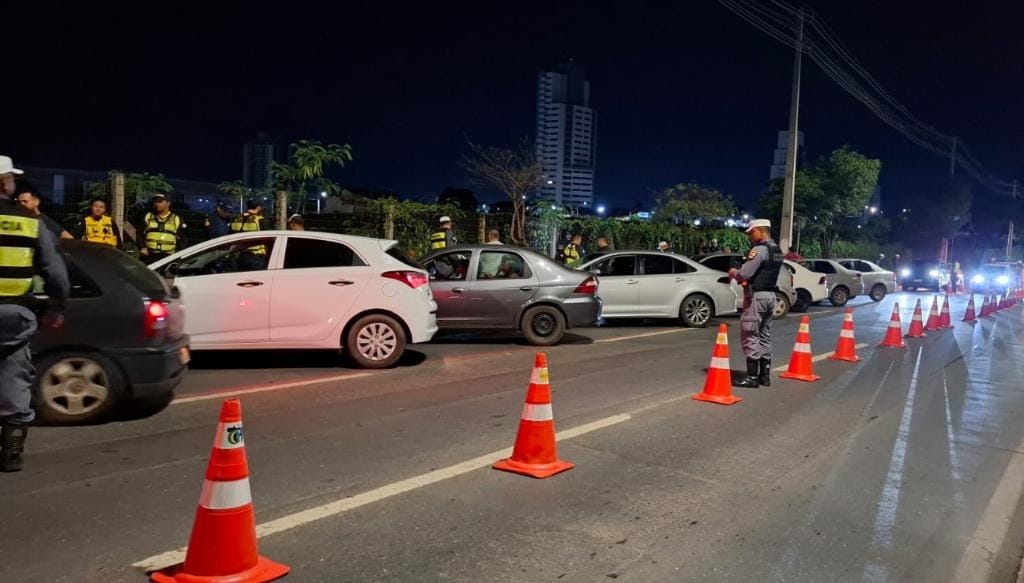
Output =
[
  {"x1": 900, "y1": 180, "x2": 972, "y2": 254},
  {"x1": 217, "y1": 180, "x2": 256, "y2": 210},
  {"x1": 271, "y1": 140, "x2": 353, "y2": 214},
  {"x1": 87, "y1": 170, "x2": 173, "y2": 207},
  {"x1": 654, "y1": 182, "x2": 736, "y2": 224},
  {"x1": 437, "y1": 187, "x2": 478, "y2": 211},
  {"x1": 462, "y1": 138, "x2": 540, "y2": 246}
]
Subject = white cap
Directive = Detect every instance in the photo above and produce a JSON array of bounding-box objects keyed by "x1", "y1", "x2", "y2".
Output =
[
  {"x1": 745, "y1": 218, "x2": 771, "y2": 233},
  {"x1": 439, "y1": 215, "x2": 452, "y2": 224},
  {"x1": 0, "y1": 156, "x2": 24, "y2": 175}
]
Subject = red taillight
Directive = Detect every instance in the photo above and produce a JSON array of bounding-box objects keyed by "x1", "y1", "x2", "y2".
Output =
[
  {"x1": 382, "y1": 271, "x2": 429, "y2": 289},
  {"x1": 818, "y1": 276, "x2": 826, "y2": 285},
  {"x1": 574, "y1": 276, "x2": 598, "y2": 295},
  {"x1": 144, "y1": 300, "x2": 169, "y2": 337}
]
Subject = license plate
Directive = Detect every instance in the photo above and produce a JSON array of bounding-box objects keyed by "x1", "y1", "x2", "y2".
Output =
[{"x1": 179, "y1": 347, "x2": 191, "y2": 365}]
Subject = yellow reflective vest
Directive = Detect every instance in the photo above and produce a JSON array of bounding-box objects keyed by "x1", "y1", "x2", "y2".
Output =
[
  {"x1": 0, "y1": 210, "x2": 40, "y2": 297},
  {"x1": 229, "y1": 213, "x2": 267, "y2": 255},
  {"x1": 144, "y1": 212, "x2": 182, "y2": 253},
  {"x1": 430, "y1": 230, "x2": 456, "y2": 250},
  {"x1": 84, "y1": 215, "x2": 117, "y2": 247}
]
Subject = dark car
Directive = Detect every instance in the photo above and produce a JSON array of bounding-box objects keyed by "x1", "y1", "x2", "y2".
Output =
[
  {"x1": 898, "y1": 260, "x2": 951, "y2": 291},
  {"x1": 30, "y1": 241, "x2": 189, "y2": 425}
]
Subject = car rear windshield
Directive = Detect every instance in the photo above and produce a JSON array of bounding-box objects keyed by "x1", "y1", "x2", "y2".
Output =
[
  {"x1": 386, "y1": 245, "x2": 422, "y2": 269},
  {"x1": 101, "y1": 248, "x2": 169, "y2": 297}
]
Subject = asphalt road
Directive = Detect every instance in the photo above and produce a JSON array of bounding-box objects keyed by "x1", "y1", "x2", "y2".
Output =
[{"x1": 3, "y1": 292, "x2": 1024, "y2": 582}]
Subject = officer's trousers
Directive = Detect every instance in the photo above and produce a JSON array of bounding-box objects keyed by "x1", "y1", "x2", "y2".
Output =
[
  {"x1": 740, "y1": 290, "x2": 776, "y2": 360},
  {"x1": 0, "y1": 304, "x2": 38, "y2": 424}
]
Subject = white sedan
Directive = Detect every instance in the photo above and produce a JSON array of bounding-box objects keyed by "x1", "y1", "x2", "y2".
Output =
[
  {"x1": 150, "y1": 231, "x2": 438, "y2": 368},
  {"x1": 784, "y1": 260, "x2": 829, "y2": 312}
]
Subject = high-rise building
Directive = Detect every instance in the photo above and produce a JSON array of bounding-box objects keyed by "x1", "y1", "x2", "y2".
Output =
[
  {"x1": 242, "y1": 132, "x2": 285, "y2": 190},
  {"x1": 769, "y1": 130, "x2": 805, "y2": 180},
  {"x1": 536, "y1": 62, "x2": 597, "y2": 207}
]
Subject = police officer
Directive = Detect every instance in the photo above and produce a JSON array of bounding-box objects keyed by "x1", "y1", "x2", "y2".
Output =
[
  {"x1": 561, "y1": 234, "x2": 583, "y2": 267},
  {"x1": 140, "y1": 193, "x2": 187, "y2": 264},
  {"x1": 80, "y1": 197, "x2": 120, "y2": 247},
  {"x1": 430, "y1": 216, "x2": 457, "y2": 251},
  {"x1": 230, "y1": 200, "x2": 270, "y2": 271},
  {"x1": 0, "y1": 155, "x2": 70, "y2": 472},
  {"x1": 728, "y1": 218, "x2": 783, "y2": 388}
]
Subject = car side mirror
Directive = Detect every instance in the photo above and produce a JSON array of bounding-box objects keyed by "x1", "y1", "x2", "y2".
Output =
[{"x1": 590, "y1": 268, "x2": 602, "y2": 275}]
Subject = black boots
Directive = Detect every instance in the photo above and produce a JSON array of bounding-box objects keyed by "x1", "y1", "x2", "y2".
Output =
[
  {"x1": 759, "y1": 358, "x2": 772, "y2": 387},
  {"x1": 0, "y1": 423, "x2": 27, "y2": 472},
  {"x1": 733, "y1": 359, "x2": 761, "y2": 388}
]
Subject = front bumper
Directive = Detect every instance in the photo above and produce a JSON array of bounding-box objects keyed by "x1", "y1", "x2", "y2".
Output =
[{"x1": 107, "y1": 336, "x2": 190, "y2": 398}]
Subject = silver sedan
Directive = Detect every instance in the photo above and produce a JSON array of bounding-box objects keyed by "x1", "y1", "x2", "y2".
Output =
[
  {"x1": 577, "y1": 251, "x2": 738, "y2": 327},
  {"x1": 836, "y1": 258, "x2": 896, "y2": 302},
  {"x1": 799, "y1": 259, "x2": 866, "y2": 306}
]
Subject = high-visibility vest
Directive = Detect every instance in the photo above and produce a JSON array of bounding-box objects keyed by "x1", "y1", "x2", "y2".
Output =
[
  {"x1": 561, "y1": 243, "x2": 581, "y2": 266},
  {"x1": 229, "y1": 213, "x2": 267, "y2": 255},
  {"x1": 144, "y1": 212, "x2": 182, "y2": 253},
  {"x1": 430, "y1": 231, "x2": 448, "y2": 250},
  {"x1": 0, "y1": 209, "x2": 40, "y2": 297},
  {"x1": 84, "y1": 215, "x2": 117, "y2": 246}
]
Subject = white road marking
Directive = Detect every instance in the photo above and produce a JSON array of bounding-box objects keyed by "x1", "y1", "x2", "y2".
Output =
[
  {"x1": 132, "y1": 413, "x2": 631, "y2": 573},
  {"x1": 171, "y1": 373, "x2": 374, "y2": 405},
  {"x1": 594, "y1": 328, "x2": 694, "y2": 343},
  {"x1": 772, "y1": 343, "x2": 868, "y2": 371},
  {"x1": 942, "y1": 368, "x2": 964, "y2": 506}
]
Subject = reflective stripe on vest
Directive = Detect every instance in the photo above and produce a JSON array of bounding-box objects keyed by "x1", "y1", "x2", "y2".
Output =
[
  {"x1": 0, "y1": 214, "x2": 40, "y2": 297},
  {"x1": 144, "y1": 213, "x2": 180, "y2": 253},
  {"x1": 430, "y1": 231, "x2": 447, "y2": 250},
  {"x1": 230, "y1": 215, "x2": 266, "y2": 255},
  {"x1": 84, "y1": 215, "x2": 117, "y2": 246}
]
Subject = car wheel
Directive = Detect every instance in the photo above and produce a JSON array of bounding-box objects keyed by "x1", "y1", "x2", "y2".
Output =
[
  {"x1": 33, "y1": 352, "x2": 124, "y2": 425},
  {"x1": 830, "y1": 286, "x2": 850, "y2": 307},
  {"x1": 773, "y1": 291, "x2": 791, "y2": 318},
  {"x1": 521, "y1": 305, "x2": 566, "y2": 346},
  {"x1": 679, "y1": 294, "x2": 713, "y2": 328},
  {"x1": 870, "y1": 283, "x2": 887, "y2": 302},
  {"x1": 793, "y1": 289, "x2": 812, "y2": 312},
  {"x1": 345, "y1": 314, "x2": 406, "y2": 369}
]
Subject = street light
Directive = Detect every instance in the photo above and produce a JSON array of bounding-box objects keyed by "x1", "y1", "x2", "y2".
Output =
[
  {"x1": 596, "y1": 205, "x2": 606, "y2": 216},
  {"x1": 742, "y1": 213, "x2": 749, "y2": 221},
  {"x1": 693, "y1": 219, "x2": 701, "y2": 227},
  {"x1": 869, "y1": 206, "x2": 878, "y2": 214}
]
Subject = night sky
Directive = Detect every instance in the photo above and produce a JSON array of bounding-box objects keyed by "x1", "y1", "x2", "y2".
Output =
[{"x1": 7, "y1": 1, "x2": 1022, "y2": 211}]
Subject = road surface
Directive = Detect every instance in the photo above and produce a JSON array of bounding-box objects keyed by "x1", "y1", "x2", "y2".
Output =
[{"x1": 3, "y1": 292, "x2": 1024, "y2": 582}]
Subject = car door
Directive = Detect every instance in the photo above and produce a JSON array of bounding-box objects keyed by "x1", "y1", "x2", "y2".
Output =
[
  {"x1": 422, "y1": 250, "x2": 474, "y2": 326},
  {"x1": 165, "y1": 236, "x2": 279, "y2": 345},
  {"x1": 469, "y1": 250, "x2": 538, "y2": 326},
  {"x1": 269, "y1": 236, "x2": 372, "y2": 342},
  {"x1": 637, "y1": 253, "x2": 678, "y2": 316},
  {"x1": 591, "y1": 255, "x2": 639, "y2": 316}
]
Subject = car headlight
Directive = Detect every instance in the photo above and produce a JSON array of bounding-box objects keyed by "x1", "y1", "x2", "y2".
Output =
[
  {"x1": 997, "y1": 275, "x2": 1010, "y2": 285},
  {"x1": 928, "y1": 269, "x2": 940, "y2": 278},
  {"x1": 972, "y1": 274, "x2": 984, "y2": 284},
  {"x1": 900, "y1": 269, "x2": 911, "y2": 277}
]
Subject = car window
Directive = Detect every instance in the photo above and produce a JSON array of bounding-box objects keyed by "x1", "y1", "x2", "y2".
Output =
[
  {"x1": 597, "y1": 255, "x2": 637, "y2": 277},
  {"x1": 172, "y1": 238, "x2": 276, "y2": 277},
  {"x1": 283, "y1": 237, "x2": 366, "y2": 269},
  {"x1": 424, "y1": 251, "x2": 471, "y2": 281},
  {"x1": 783, "y1": 263, "x2": 796, "y2": 274},
  {"x1": 66, "y1": 262, "x2": 102, "y2": 298},
  {"x1": 701, "y1": 256, "x2": 731, "y2": 272},
  {"x1": 674, "y1": 259, "x2": 696, "y2": 274},
  {"x1": 478, "y1": 251, "x2": 529, "y2": 280},
  {"x1": 641, "y1": 254, "x2": 674, "y2": 275},
  {"x1": 816, "y1": 261, "x2": 836, "y2": 274}
]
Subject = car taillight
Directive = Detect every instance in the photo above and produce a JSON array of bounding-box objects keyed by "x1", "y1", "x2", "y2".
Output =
[
  {"x1": 574, "y1": 276, "x2": 598, "y2": 295},
  {"x1": 382, "y1": 271, "x2": 429, "y2": 289},
  {"x1": 818, "y1": 276, "x2": 826, "y2": 285},
  {"x1": 144, "y1": 300, "x2": 169, "y2": 338}
]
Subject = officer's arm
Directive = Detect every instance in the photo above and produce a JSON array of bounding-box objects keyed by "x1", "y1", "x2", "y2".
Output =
[
  {"x1": 736, "y1": 247, "x2": 767, "y2": 282},
  {"x1": 34, "y1": 227, "x2": 70, "y2": 309}
]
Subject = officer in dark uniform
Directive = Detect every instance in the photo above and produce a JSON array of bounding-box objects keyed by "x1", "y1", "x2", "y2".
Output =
[
  {"x1": 0, "y1": 155, "x2": 70, "y2": 472},
  {"x1": 728, "y1": 218, "x2": 783, "y2": 388},
  {"x1": 430, "y1": 216, "x2": 457, "y2": 251}
]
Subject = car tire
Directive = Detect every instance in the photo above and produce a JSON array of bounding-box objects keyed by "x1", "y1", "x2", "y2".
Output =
[
  {"x1": 773, "y1": 291, "x2": 791, "y2": 319},
  {"x1": 33, "y1": 351, "x2": 125, "y2": 425},
  {"x1": 870, "y1": 283, "x2": 887, "y2": 302},
  {"x1": 679, "y1": 294, "x2": 714, "y2": 328},
  {"x1": 793, "y1": 289, "x2": 812, "y2": 312},
  {"x1": 830, "y1": 286, "x2": 850, "y2": 307},
  {"x1": 345, "y1": 314, "x2": 407, "y2": 369},
  {"x1": 521, "y1": 305, "x2": 566, "y2": 346}
]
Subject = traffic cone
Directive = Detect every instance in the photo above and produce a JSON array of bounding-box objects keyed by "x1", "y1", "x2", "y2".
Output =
[
  {"x1": 962, "y1": 295, "x2": 977, "y2": 322},
  {"x1": 151, "y1": 399, "x2": 289, "y2": 583},
  {"x1": 905, "y1": 300, "x2": 927, "y2": 339},
  {"x1": 829, "y1": 308, "x2": 860, "y2": 362},
  {"x1": 493, "y1": 352, "x2": 574, "y2": 478},
  {"x1": 691, "y1": 324, "x2": 742, "y2": 405},
  {"x1": 780, "y1": 316, "x2": 821, "y2": 382},
  {"x1": 925, "y1": 296, "x2": 942, "y2": 331},
  {"x1": 881, "y1": 303, "x2": 908, "y2": 347},
  {"x1": 980, "y1": 295, "x2": 991, "y2": 317},
  {"x1": 938, "y1": 294, "x2": 952, "y2": 328}
]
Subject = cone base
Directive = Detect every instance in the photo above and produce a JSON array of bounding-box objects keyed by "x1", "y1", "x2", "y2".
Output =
[
  {"x1": 829, "y1": 353, "x2": 860, "y2": 362},
  {"x1": 880, "y1": 341, "x2": 907, "y2": 348},
  {"x1": 150, "y1": 556, "x2": 290, "y2": 583},
  {"x1": 691, "y1": 392, "x2": 742, "y2": 405},
  {"x1": 493, "y1": 457, "x2": 574, "y2": 479},
  {"x1": 779, "y1": 371, "x2": 821, "y2": 382},
  {"x1": 905, "y1": 332, "x2": 927, "y2": 338}
]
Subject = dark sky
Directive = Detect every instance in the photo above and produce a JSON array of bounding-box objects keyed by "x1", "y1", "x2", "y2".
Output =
[{"x1": 7, "y1": 1, "x2": 1023, "y2": 211}]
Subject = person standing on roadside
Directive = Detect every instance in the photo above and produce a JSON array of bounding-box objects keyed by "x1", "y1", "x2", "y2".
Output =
[
  {"x1": 139, "y1": 193, "x2": 186, "y2": 264},
  {"x1": 729, "y1": 219, "x2": 783, "y2": 389},
  {"x1": 78, "y1": 197, "x2": 120, "y2": 247},
  {"x1": 230, "y1": 200, "x2": 271, "y2": 270},
  {"x1": 0, "y1": 155, "x2": 70, "y2": 472},
  {"x1": 15, "y1": 186, "x2": 72, "y2": 241},
  {"x1": 287, "y1": 214, "x2": 305, "y2": 231},
  {"x1": 430, "y1": 215, "x2": 458, "y2": 250},
  {"x1": 204, "y1": 201, "x2": 233, "y2": 240},
  {"x1": 560, "y1": 233, "x2": 583, "y2": 267},
  {"x1": 596, "y1": 236, "x2": 611, "y2": 253},
  {"x1": 485, "y1": 228, "x2": 502, "y2": 245}
]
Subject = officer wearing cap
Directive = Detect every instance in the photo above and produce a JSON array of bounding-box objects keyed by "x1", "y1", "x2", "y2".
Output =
[
  {"x1": 204, "y1": 201, "x2": 233, "y2": 239},
  {"x1": 140, "y1": 193, "x2": 187, "y2": 264},
  {"x1": 728, "y1": 218, "x2": 783, "y2": 388},
  {"x1": 430, "y1": 215, "x2": 457, "y2": 251}
]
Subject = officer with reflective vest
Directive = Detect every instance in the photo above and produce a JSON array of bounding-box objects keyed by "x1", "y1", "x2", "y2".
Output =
[
  {"x1": 80, "y1": 197, "x2": 120, "y2": 247},
  {"x1": 0, "y1": 155, "x2": 70, "y2": 472},
  {"x1": 560, "y1": 233, "x2": 583, "y2": 267},
  {"x1": 139, "y1": 193, "x2": 186, "y2": 264},
  {"x1": 230, "y1": 200, "x2": 270, "y2": 271},
  {"x1": 728, "y1": 218, "x2": 783, "y2": 389},
  {"x1": 430, "y1": 215, "x2": 457, "y2": 251}
]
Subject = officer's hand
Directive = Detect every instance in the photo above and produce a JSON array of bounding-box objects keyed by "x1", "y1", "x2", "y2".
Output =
[
  {"x1": 728, "y1": 268, "x2": 739, "y2": 280},
  {"x1": 42, "y1": 313, "x2": 64, "y2": 329},
  {"x1": 140, "y1": 248, "x2": 149, "y2": 256}
]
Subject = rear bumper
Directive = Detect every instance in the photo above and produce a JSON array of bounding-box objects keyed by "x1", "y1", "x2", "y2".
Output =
[
  {"x1": 562, "y1": 296, "x2": 602, "y2": 328},
  {"x1": 107, "y1": 336, "x2": 190, "y2": 398}
]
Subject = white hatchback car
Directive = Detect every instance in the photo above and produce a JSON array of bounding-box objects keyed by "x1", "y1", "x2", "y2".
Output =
[{"x1": 150, "y1": 231, "x2": 438, "y2": 368}]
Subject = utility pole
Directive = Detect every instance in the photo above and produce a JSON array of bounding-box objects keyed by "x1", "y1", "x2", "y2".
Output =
[
  {"x1": 949, "y1": 137, "x2": 958, "y2": 178},
  {"x1": 1008, "y1": 221, "x2": 1015, "y2": 259},
  {"x1": 778, "y1": 9, "x2": 805, "y2": 253}
]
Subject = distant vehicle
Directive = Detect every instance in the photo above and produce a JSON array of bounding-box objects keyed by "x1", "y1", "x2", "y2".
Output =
[
  {"x1": 579, "y1": 251, "x2": 737, "y2": 327},
  {"x1": 783, "y1": 260, "x2": 829, "y2": 312},
  {"x1": 971, "y1": 263, "x2": 1016, "y2": 295},
  {"x1": 31, "y1": 241, "x2": 189, "y2": 425},
  {"x1": 836, "y1": 258, "x2": 896, "y2": 302},
  {"x1": 898, "y1": 259, "x2": 951, "y2": 292},
  {"x1": 419, "y1": 245, "x2": 600, "y2": 346},
  {"x1": 151, "y1": 231, "x2": 437, "y2": 369},
  {"x1": 800, "y1": 259, "x2": 865, "y2": 306},
  {"x1": 697, "y1": 253, "x2": 796, "y2": 318}
]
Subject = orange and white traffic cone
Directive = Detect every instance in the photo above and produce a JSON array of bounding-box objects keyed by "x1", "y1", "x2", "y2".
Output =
[
  {"x1": 493, "y1": 353, "x2": 574, "y2": 478},
  {"x1": 980, "y1": 295, "x2": 992, "y2": 317},
  {"x1": 151, "y1": 399, "x2": 289, "y2": 583},
  {"x1": 906, "y1": 299, "x2": 927, "y2": 339},
  {"x1": 938, "y1": 294, "x2": 952, "y2": 328},
  {"x1": 829, "y1": 308, "x2": 860, "y2": 362},
  {"x1": 881, "y1": 303, "x2": 908, "y2": 347},
  {"x1": 780, "y1": 316, "x2": 821, "y2": 382},
  {"x1": 691, "y1": 324, "x2": 743, "y2": 405},
  {"x1": 962, "y1": 294, "x2": 977, "y2": 322},
  {"x1": 925, "y1": 296, "x2": 942, "y2": 331}
]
